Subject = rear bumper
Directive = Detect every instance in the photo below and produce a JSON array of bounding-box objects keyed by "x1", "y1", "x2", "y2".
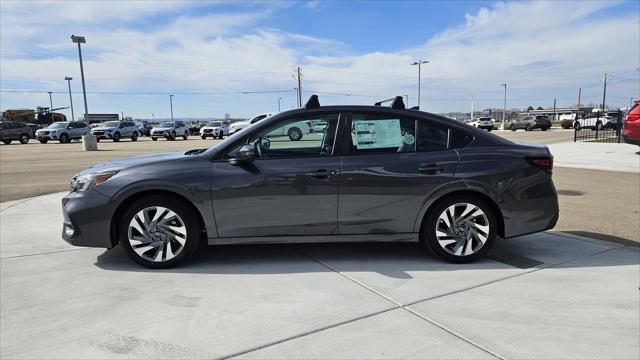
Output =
[
  {"x1": 62, "y1": 189, "x2": 116, "y2": 248},
  {"x1": 622, "y1": 135, "x2": 640, "y2": 146},
  {"x1": 502, "y1": 178, "x2": 559, "y2": 238}
]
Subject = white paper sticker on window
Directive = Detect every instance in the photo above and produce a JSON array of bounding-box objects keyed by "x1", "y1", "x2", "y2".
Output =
[{"x1": 353, "y1": 119, "x2": 403, "y2": 149}]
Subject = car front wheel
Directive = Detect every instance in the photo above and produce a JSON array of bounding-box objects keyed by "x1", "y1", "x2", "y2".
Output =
[
  {"x1": 119, "y1": 195, "x2": 201, "y2": 268},
  {"x1": 288, "y1": 127, "x2": 303, "y2": 141},
  {"x1": 420, "y1": 195, "x2": 497, "y2": 263},
  {"x1": 59, "y1": 133, "x2": 70, "y2": 143},
  {"x1": 19, "y1": 134, "x2": 29, "y2": 144},
  {"x1": 183, "y1": 132, "x2": 188, "y2": 140},
  {"x1": 510, "y1": 124, "x2": 517, "y2": 131},
  {"x1": 113, "y1": 132, "x2": 121, "y2": 142}
]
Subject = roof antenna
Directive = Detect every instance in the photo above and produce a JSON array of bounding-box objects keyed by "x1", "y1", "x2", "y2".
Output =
[
  {"x1": 390, "y1": 96, "x2": 405, "y2": 110},
  {"x1": 304, "y1": 94, "x2": 320, "y2": 109}
]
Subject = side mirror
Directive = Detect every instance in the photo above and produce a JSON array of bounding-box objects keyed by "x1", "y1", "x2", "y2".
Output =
[{"x1": 229, "y1": 144, "x2": 255, "y2": 165}]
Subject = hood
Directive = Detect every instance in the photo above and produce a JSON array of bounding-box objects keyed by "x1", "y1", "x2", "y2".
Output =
[
  {"x1": 93, "y1": 126, "x2": 116, "y2": 131},
  {"x1": 152, "y1": 127, "x2": 173, "y2": 131},
  {"x1": 77, "y1": 151, "x2": 186, "y2": 175}
]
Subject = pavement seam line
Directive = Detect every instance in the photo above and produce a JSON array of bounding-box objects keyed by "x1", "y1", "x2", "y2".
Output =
[
  {"x1": 216, "y1": 306, "x2": 398, "y2": 360},
  {"x1": 0, "y1": 247, "x2": 94, "y2": 260},
  {"x1": 289, "y1": 246, "x2": 503, "y2": 360}
]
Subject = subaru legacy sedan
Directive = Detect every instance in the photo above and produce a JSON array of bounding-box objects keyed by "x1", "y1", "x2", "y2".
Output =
[{"x1": 62, "y1": 96, "x2": 558, "y2": 268}]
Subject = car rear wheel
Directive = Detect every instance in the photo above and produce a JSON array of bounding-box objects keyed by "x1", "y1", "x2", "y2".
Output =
[
  {"x1": 288, "y1": 127, "x2": 303, "y2": 141},
  {"x1": 131, "y1": 132, "x2": 139, "y2": 141},
  {"x1": 541, "y1": 127, "x2": 548, "y2": 131},
  {"x1": 420, "y1": 195, "x2": 497, "y2": 263},
  {"x1": 510, "y1": 124, "x2": 517, "y2": 131},
  {"x1": 152, "y1": 137, "x2": 158, "y2": 141},
  {"x1": 59, "y1": 133, "x2": 70, "y2": 144},
  {"x1": 19, "y1": 134, "x2": 29, "y2": 144},
  {"x1": 119, "y1": 195, "x2": 201, "y2": 268},
  {"x1": 2, "y1": 139, "x2": 11, "y2": 145},
  {"x1": 525, "y1": 124, "x2": 533, "y2": 131}
]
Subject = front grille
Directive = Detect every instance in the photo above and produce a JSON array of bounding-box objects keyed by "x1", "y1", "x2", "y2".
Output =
[
  {"x1": 203, "y1": 129, "x2": 213, "y2": 133},
  {"x1": 93, "y1": 131, "x2": 105, "y2": 135},
  {"x1": 41, "y1": 131, "x2": 50, "y2": 135}
]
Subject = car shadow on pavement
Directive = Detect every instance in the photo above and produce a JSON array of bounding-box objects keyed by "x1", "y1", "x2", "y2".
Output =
[{"x1": 94, "y1": 234, "x2": 638, "y2": 277}]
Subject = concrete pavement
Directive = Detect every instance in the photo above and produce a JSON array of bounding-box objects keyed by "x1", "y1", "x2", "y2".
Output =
[
  {"x1": 548, "y1": 141, "x2": 639, "y2": 173},
  {"x1": 1, "y1": 192, "x2": 638, "y2": 359}
]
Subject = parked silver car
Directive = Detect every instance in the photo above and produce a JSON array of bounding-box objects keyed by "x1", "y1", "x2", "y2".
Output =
[
  {"x1": 91, "y1": 121, "x2": 139, "y2": 142},
  {"x1": 150, "y1": 121, "x2": 189, "y2": 141},
  {"x1": 35, "y1": 121, "x2": 90, "y2": 144}
]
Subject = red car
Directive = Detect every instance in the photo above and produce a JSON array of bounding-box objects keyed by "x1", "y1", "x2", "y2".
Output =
[{"x1": 622, "y1": 100, "x2": 640, "y2": 146}]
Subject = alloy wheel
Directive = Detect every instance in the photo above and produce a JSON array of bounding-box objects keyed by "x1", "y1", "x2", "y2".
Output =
[
  {"x1": 435, "y1": 202, "x2": 490, "y2": 256},
  {"x1": 127, "y1": 206, "x2": 187, "y2": 262}
]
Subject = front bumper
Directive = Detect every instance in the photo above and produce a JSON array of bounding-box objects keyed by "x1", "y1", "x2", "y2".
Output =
[
  {"x1": 36, "y1": 134, "x2": 58, "y2": 140},
  {"x1": 62, "y1": 189, "x2": 116, "y2": 248},
  {"x1": 92, "y1": 132, "x2": 113, "y2": 139}
]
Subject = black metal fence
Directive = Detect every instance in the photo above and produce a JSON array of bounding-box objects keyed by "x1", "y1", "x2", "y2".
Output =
[{"x1": 573, "y1": 112, "x2": 622, "y2": 143}]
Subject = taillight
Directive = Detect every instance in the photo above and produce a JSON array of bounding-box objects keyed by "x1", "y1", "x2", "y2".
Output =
[{"x1": 526, "y1": 156, "x2": 553, "y2": 174}]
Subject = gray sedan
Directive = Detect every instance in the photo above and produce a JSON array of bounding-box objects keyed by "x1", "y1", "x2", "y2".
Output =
[{"x1": 62, "y1": 96, "x2": 559, "y2": 268}]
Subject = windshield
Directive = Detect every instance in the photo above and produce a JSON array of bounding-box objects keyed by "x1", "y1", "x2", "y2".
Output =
[
  {"x1": 208, "y1": 121, "x2": 222, "y2": 127},
  {"x1": 48, "y1": 122, "x2": 68, "y2": 129},
  {"x1": 159, "y1": 122, "x2": 174, "y2": 127},
  {"x1": 102, "y1": 121, "x2": 120, "y2": 127}
]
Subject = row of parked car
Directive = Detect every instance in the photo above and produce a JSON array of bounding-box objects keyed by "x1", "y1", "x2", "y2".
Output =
[{"x1": 465, "y1": 115, "x2": 553, "y2": 132}]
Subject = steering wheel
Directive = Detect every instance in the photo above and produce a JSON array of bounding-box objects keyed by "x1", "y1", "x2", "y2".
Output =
[{"x1": 255, "y1": 137, "x2": 270, "y2": 159}]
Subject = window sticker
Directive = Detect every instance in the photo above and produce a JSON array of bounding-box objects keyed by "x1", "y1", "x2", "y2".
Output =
[{"x1": 353, "y1": 119, "x2": 403, "y2": 149}]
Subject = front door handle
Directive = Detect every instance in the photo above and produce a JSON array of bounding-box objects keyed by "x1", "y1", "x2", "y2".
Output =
[
  {"x1": 418, "y1": 163, "x2": 445, "y2": 175},
  {"x1": 307, "y1": 169, "x2": 338, "y2": 178}
]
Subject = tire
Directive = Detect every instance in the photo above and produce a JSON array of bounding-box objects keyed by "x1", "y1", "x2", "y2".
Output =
[
  {"x1": 288, "y1": 127, "x2": 303, "y2": 141},
  {"x1": 510, "y1": 124, "x2": 517, "y2": 131},
  {"x1": 39, "y1": 139, "x2": 48, "y2": 144},
  {"x1": 183, "y1": 132, "x2": 188, "y2": 140},
  {"x1": 595, "y1": 121, "x2": 603, "y2": 131},
  {"x1": 19, "y1": 134, "x2": 30, "y2": 144},
  {"x1": 218, "y1": 133, "x2": 224, "y2": 139},
  {"x1": 541, "y1": 127, "x2": 548, "y2": 131},
  {"x1": 525, "y1": 124, "x2": 532, "y2": 131},
  {"x1": 170, "y1": 131, "x2": 176, "y2": 141},
  {"x1": 152, "y1": 137, "x2": 158, "y2": 141},
  {"x1": 113, "y1": 132, "x2": 121, "y2": 142},
  {"x1": 574, "y1": 122, "x2": 581, "y2": 130},
  {"x1": 59, "y1": 133, "x2": 69, "y2": 144},
  {"x1": 131, "y1": 132, "x2": 139, "y2": 141},
  {"x1": 201, "y1": 135, "x2": 207, "y2": 140},
  {"x1": 420, "y1": 195, "x2": 497, "y2": 263},
  {"x1": 119, "y1": 195, "x2": 201, "y2": 269},
  {"x1": 2, "y1": 139, "x2": 11, "y2": 145},
  {"x1": 487, "y1": 128, "x2": 492, "y2": 132}
]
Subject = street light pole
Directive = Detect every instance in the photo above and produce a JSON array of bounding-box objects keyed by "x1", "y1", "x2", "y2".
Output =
[
  {"x1": 410, "y1": 60, "x2": 429, "y2": 109},
  {"x1": 64, "y1": 77, "x2": 74, "y2": 121},
  {"x1": 278, "y1": 97, "x2": 283, "y2": 112},
  {"x1": 71, "y1": 35, "x2": 88, "y2": 122},
  {"x1": 47, "y1": 91, "x2": 53, "y2": 122},
  {"x1": 501, "y1": 83, "x2": 507, "y2": 130},
  {"x1": 169, "y1": 95, "x2": 174, "y2": 122}
]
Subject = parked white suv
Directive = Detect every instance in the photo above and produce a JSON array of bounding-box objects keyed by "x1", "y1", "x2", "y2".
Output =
[
  {"x1": 200, "y1": 120, "x2": 230, "y2": 139},
  {"x1": 91, "y1": 120, "x2": 139, "y2": 142},
  {"x1": 265, "y1": 119, "x2": 310, "y2": 141},
  {"x1": 229, "y1": 113, "x2": 272, "y2": 134},
  {"x1": 35, "y1": 121, "x2": 90, "y2": 144},
  {"x1": 467, "y1": 117, "x2": 494, "y2": 131},
  {"x1": 150, "y1": 121, "x2": 189, "y2": 141},
  {"x1": 574, "y1": 112, "x2": 619, "y2": 130}
]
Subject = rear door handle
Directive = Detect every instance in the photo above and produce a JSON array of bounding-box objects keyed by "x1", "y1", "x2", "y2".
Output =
[
  {"x1": 307, "y1": 169, "x2": 338, "y2": 178},
  {"x1": 418, "y1": 163, "x2": 445, "y2": 174}
]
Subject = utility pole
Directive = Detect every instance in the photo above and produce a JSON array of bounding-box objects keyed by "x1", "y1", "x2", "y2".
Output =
[
  {"x1": 71, "y1": 35, "x2": 89, "y2": 122},
  {"x1": 470, "y1": 90, "x2": 475, "y2": 121},
  {"x1": 278, "y1": 97, "x2": 283, "y2": 112},
  {"x1": 552, "y1": 98, "x2": 557, "y2": 123},
  {"x1": 169, "y1": 95, "x2": 174, "y2": 122},
  {"x1": 297, "y1": 67, "x2": 302, "y2": 107},
  {"x1": 64, "y1": 77, "x2": 74, "y2": 121},
  {"x1": 601, "y1": 73, "x2": 608, "y2": 112},
  {"x1": 501, "y1": 83, "x2": 507, "y2": 130},
  {"x1": 411, "y1": 60, "x2": 429, "y2": 109},
  {"x1": 576, "y1": 88, "x2": 582, "y2": 121},
  {"x1": 47, "y1": 91, "x2": 53, "y2": 122}
]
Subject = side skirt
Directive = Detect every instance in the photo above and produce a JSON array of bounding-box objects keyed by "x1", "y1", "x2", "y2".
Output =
[{"x1": 207, "y1": 233, "x2": 418, "y2": 245}]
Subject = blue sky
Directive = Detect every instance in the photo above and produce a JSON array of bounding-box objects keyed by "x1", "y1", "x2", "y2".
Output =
[{"x1": 1, "y1": 0, "x2": 638, "y2": 119}]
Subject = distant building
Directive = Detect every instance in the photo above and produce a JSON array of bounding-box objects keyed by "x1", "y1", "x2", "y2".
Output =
[{"x1": 83, "y1": 114, "x2": 119, "y2": 124}]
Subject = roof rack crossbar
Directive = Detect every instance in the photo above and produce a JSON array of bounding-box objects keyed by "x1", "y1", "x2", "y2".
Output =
[{"x1": 374, "y1": 96, "x2": 406, "y2": 110}]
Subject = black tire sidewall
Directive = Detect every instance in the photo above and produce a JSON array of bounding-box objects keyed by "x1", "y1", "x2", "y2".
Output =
[
  {"x1": 420, "y1": 195, "x2": 497, "y2": 263},
  {"x1": 19, "y1": 134, "x2": 29, "y2": 144},
  {"x1": 288, "y1": 127, "x2": 302, "y2": 141},
  {"x1": 113, "y1": 132, "x2": 121, "y2": 142},
  {"x1": 119, "y1": 195, "x2": 201, "y2": 268},
  {"x1": 59, "y1": 134, "x2": 69, "y2": 143}
]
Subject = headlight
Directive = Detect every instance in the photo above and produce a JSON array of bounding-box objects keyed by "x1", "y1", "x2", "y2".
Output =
[{"x1": 71, "y1": 171, "x2": 118, "y2": 192}]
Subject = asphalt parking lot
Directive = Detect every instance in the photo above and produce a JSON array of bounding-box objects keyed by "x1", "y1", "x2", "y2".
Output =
[{"x1": 1, "y1": 192, "x2": 638, "y2": 359}]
